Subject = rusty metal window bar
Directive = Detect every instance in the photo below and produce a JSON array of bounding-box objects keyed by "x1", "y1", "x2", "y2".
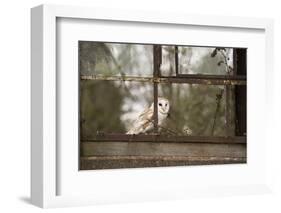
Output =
[{"x1": 80, "y1": 44, "x2": 246, "y2": 144}]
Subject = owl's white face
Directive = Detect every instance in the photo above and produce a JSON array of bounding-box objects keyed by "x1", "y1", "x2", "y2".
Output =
[{"x1": 157, "y1": 98, "x2": 170, "y2": 115}]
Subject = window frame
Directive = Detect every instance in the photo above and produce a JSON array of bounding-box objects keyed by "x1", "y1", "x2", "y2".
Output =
[{"x1": 79, "y1": 43, "x2": 247, "y2": 143}]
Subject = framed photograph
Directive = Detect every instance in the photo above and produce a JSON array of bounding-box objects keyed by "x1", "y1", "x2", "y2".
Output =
[
  {"x1": 31, "y1": 4, "x2": 274, "y2": 208},
  {"x1": 78, "y1": 41, "x2": 247, "y2": 170}
]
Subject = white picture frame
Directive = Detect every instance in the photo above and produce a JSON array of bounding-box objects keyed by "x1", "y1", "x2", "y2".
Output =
[{"x1": 31, "y1": 4, "x2": 274, "y2": 208}]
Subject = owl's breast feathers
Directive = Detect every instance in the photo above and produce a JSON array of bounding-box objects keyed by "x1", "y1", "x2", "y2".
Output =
[{"x1": 158, "y1": 111, "x2": 168, "y2": 124}]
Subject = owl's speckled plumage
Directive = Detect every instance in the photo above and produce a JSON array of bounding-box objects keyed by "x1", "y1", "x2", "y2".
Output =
[{"x1": 127, "y1": 97, "x2": 170, "y2": 134}]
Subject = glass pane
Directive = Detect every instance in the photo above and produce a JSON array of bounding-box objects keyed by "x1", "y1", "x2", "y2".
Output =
[
  {"x1": 80, "y1": 81, "x2": 238, "y2": 137},
  {"x1": 161, "y1": 46, "x2": 234, "y2": 76},
  {"x1": 160, "y1": 45, "x2": 176, "y2": 76},
  {"x1": 80, "y1": 80, "x2": 153, "y2": 138},
  {"x1": 79, "y1": 41, "x2": 153, "y2": 77},
  {"x1": 157, "y1": 83, "x2": 236, "y2": 136},
  {"x1": 179, "y1": 47, "x2": 234, "y2": 75}
]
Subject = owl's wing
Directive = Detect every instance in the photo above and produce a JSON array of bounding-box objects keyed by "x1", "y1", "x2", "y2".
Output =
[
  {"x1": 127, "y1": 107, "x2": 154, "y2": 134},
  {"x1": 139, "y1": 107, "x2": 153, "y2": 120}
]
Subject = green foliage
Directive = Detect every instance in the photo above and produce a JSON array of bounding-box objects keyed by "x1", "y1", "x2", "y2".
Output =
[
  {"x1": 80, "y1": 81, "x2": 126, "y2": 138},
  {"x1": 79, "y1": 41, "x2": 118, "y2": 76}
]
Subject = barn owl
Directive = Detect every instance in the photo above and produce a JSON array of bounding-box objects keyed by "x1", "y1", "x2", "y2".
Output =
[{"x1": 127, "y1": 97, "x2": 170, "y2": 134}]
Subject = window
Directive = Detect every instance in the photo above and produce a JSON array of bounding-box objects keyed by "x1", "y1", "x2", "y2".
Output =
[{"x1": 79, "y1": 41, "x2": 247, "y2": 170}]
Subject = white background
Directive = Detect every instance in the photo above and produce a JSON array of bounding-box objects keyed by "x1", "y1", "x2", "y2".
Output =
[{"x1": 0, "y1": 0, "x2": 280, "y2": 212}]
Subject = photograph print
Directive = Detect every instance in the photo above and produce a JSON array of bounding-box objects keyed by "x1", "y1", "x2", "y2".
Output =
[{"x1": 79, "y1": 41, "x2": 247, "y2": 170}]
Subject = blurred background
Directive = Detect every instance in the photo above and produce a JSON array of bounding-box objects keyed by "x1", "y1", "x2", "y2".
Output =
[{"x1": 79, "y1": 42, "x2": 236, "y2": 138}]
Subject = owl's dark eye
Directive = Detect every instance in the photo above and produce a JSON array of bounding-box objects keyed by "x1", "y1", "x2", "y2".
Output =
[
  {"x1": 165, "y1": 103, "x2": 167, "y2": 106},
  {"x1": 159, "y1": 103, "x2": 162, "y2": 106}
]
